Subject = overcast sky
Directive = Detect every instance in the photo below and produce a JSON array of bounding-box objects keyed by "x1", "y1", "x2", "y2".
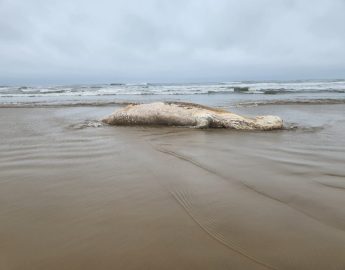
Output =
[{"x1": 1, "y1": 0, "x2": 344, "y2": 84}]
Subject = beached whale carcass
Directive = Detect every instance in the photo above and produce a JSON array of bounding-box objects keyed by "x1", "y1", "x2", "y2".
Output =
[{"x1": 102, "y1": 102, "x2": 283, "y2": 130}]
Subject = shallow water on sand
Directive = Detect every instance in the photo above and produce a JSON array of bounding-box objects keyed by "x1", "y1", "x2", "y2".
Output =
[{"x1": 0, "y1": 104, "x2": 345, "y2": 270}]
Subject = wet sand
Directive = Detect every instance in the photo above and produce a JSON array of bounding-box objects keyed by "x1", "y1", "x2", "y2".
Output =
[{"x1": 1, "y1": 105, "x2": 345, "y2": 270}]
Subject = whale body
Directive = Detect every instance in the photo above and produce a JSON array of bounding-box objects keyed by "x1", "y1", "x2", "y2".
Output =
[{"x1": 102, "y1": 102, "x2": 283, "y2": 130}]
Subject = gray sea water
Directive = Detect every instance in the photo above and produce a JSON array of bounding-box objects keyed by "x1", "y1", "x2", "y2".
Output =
[{"x1": 1, "y1": 80, "x2": 345, "y2": 107}]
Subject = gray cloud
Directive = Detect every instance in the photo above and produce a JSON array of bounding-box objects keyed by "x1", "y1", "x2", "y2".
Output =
[{"x1": 1, "y1": 0, "x2": 345, "y2": 84}]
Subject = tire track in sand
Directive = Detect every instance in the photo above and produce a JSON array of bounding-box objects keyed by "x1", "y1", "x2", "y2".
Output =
[
  {"x1": 155, "y1": 145, "x2": 345, "y2": 233},
  {"x1": 169, "y1": 187, "x2": 278, "y2": 270},
  {"x1": 154, "y1": 146, "x2": 278, "y2": 270}
]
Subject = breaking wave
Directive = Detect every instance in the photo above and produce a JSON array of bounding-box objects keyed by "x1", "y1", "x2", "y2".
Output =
[
  {"x1": 1, "y1": 80, "x2": 345, "y2": 97},
  {"x1": 237, "y1": 98, "x2": 345, "y2": 107},
  {"x1": 0, "y1": 101, "x2": 139, "y2": 108},
  {"x1": 1, "y1": 80, "x2": 345, "y2": 107}
]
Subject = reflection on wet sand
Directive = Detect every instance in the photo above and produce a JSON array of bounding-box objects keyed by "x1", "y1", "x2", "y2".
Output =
[{"x1": 1, "y1": 105, "x2": 345, "y2": 270}]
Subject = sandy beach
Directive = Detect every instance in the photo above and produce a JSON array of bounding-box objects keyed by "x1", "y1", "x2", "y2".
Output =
[
  {"x1": 1, "y1": 104, "x2": 345, "y2": 270},
  {"x1": 2, "y1": 0, "x2": 345, "y2": 268}
]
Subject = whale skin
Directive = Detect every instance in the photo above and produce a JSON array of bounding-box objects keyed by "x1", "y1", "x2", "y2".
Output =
[{"x1": 102, "y1": 102, "x2": 283, "y2": 130}]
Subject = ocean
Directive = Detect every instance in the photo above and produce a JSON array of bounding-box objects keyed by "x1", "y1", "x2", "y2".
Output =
[{"x1": 1, "y1": 79, "x2": 345, "y2": 108}]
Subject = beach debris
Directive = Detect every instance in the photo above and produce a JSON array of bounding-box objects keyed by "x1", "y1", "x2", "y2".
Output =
[{"x1": 102, "y1": 102, "x2": 283, "y2": 130}]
